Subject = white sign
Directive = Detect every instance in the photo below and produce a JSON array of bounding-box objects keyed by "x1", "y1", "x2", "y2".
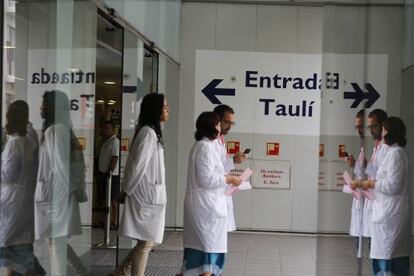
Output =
[
  {"x1": 195, "y1": 50, "x2": 387, "y2": 137},
  {"x1": 195, "y1": 50, "x2": 322, "y2": 136},
  {"x1": 321, "y1": 53, "x2": 387, "y2": 136},
  {"x1": 28, "y1": 48, "x2": 96, "y2": 130},
  {"x1": 318, "y1": 161, "x2": 330, "y2": 191},
  {"x1": 318, "y1": 160, "x2": 350, "y2": 192},
  {"x1": 330, "y1": 161, "x2": 348, "y2": 191},
  {"x1": 253, "y1": 160, "x2": 291, "y2": 189}
]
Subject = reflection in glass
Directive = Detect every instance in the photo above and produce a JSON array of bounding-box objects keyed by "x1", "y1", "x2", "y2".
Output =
[
  {"x1": 34, "y1": 90, "x2": 89, "y2": 275},
  {"x1": 0, "y1": 100, "x2": 45, "y2": 275}
]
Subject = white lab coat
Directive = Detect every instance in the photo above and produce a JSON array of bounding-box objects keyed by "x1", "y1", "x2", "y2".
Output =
[
  {"x1": 362, "y1": 142, "x2": 388, "y2": 237},
  {"x1": 183, "y1": 138, "x2": 228, "y2": 253},
  {"x1": 0, "y1": 135, "x2": 37, "y2": 246},
  {"x1": 371, "y1": 145, "x2": 411, "y2": 259},
  {"x1": 349, "y1": 148, "x2": 365, "y2": 237},
  {"x1": 119, "y1": 126, "x2": 166, "y2": 244},
  {"x1": 213, "y1": 139, "x2": 236, "y2": 232},
  {"x1": 27, "y1": 122, "x2": 40, "y2": 184},
  {"x1": 35, "y1": 124, "x2": 86, "y2": 240},
  {"x1": 1, "y1": 123, "x2": 38, "y2": 153}
]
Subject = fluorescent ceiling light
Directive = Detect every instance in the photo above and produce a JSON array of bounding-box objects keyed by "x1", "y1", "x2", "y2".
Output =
[
  {"x1": 67, "y1": 68, "x2": 80, "y2": 73},
  {"x1": 3, "y1": 46, "x2": 15, "y2": 49},
  {"x1": 104, "y1": 81, "x2": 116, "y2": 85},
  {"x1": 97, "y1": 100, "x2": 105, "y2": 104}
]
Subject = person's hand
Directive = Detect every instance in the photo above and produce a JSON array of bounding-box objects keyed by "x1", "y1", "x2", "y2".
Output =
[
  {"x1": 346, "y1": 155, "x2": 355, "y2": 167},
  {"x1": 233, "y1": 152, "x2": 247, "y2": 164},
  {"x1": 116, "y1": 191, "x2": 127, "y2": 204},
  {"x1": 351, "y1": 180, "x2": 361, "y2": 190},
  {"x1": 361, "y1": 180, "x2": 375, "y2": 190},
  {"x1": 225, "y1": 175, "x2": 242, "y2": 186}
]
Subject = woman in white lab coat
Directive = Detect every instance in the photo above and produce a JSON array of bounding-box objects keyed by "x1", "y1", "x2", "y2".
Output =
[
  {"x1": 0, "y1": 102, "x2": 45, "y2": 275},
  {"x1": 34, "y1": 90, "x2": 88, "y2": 275},
  {"x1": 355, "y1": 117, "x2": 410, "y2": 276},
  {"x1": 181, "y1": 112, "x2": 241, "y2": 276},
  {"x1": 112, "y1": 93, "x2": 170, "y2": 276}
]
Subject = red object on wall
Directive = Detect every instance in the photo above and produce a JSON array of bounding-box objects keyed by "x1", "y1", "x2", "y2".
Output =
[
  {"x1": 338, "y1": 144, "x2": 347, "y2": 158},
  {"x1": 319, "y1": 144, "x2": 324, "y2": 157},
  {"x1": 266, "y1": 142, "x2": 280, "y2": 156},
  {"x1": 121, "y1": 139, "x2": 129, "y2": 152},
  {"x1": 226, "y1": 141, "x2": 240, "y2": 155}
]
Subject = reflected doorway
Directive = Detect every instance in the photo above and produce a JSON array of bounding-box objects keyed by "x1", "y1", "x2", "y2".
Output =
[{"x1": 92, "y1": 11, "x2": 123, "y2": 247}]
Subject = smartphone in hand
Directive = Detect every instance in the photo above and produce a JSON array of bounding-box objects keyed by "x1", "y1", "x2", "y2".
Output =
[{"x1": 243, "y1": 148, "x2": 251, "y2": 154}]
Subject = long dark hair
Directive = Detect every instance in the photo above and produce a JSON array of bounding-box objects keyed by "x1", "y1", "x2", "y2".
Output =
[
  {"x1": 41, "y1": 90, "x2": 72, "y2": 136},
  {"x1": 40, "y1": 90, "x2": 80, "y2": 151},
  {"x1": 133, "y1": 93, "x2": 165, "y2": 145},
  {"x1": 6, "y1": 101, "x2": 28, "y2": 136},
  {"x1": 382, "y1": 117, "x2": 407, "y2": 147}
]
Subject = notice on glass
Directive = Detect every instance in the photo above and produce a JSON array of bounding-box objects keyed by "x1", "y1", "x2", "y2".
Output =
[
  {"x1": 318, "y1": 161, "x2": 330, "y2": 190},
  {"x1": 253, "y1": 160, "x2": 291, "y2": 189},
  {"x1": 330, "y1": 161, "x2": 348, "y2": 191}
]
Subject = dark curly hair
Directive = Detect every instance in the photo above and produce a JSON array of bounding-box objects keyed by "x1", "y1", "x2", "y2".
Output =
[
  {"x1": 213, "y1": 104, "x2": 234, "y2": 120},
  {"x1": 195, "y1": 112, "x2": 220, "y2": 141}
]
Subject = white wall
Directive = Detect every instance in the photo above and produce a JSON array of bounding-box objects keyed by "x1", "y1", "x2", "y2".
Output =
[
  {"x1": 179, "y1": 3, "x2": 323, "y2": 232},
  {"x1": 403, "y1": 0, "x2": 414, "y2": 236},
  {"x1": 402, "y1": 66, "x2": 414, "y2": 235},
  {"x1": 404, "y1": 0, "x2": 414, "y2": 68},
  {"x1": 158, "y1": 56, "x2": 180, "y2": 227},
  {"x1": 179, "y1": 2, "x2": 404, "y2": 233},
  {"x1": 103, "y1": 0, "x2": 181, "y2": 61},
  {"x1": 318, "y1": 4, "x2": 404, "y2": 232}
]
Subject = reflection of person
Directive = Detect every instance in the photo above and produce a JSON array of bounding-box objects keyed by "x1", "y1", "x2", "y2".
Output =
[
  {"x1": 34, "y1": 90, "x2": 88, "y2": 275},
  {"x1": 1, "y1": 101, "x2": 38, "y2": 154},
  {"x1": 0, "y1": 102, "x2": 45, "y2": 275},
  {"x1": 97, "y1": 121, "x2": 120, "y2": 228},
  {"x1": 181, "y1": 112, "x2": 241, "y2": 276},
  {"x1": 353, "y1": 117, "x2": 410, "y2": 276},
  {"x1": 352, "y1": 109, "x2": 388, "y2": 239},
  {"x1": 346, "y1": 110, "x2": 366, "y2": 239},
  {"x1": 111, "y1": 93, "x2": 170, "y2": 276},
  {"x1": 13, "y1": 100, "x2": 39, "y2": 159},
  {"x1": 213, "y1": 105, "x2": 246, "y2": 232}
]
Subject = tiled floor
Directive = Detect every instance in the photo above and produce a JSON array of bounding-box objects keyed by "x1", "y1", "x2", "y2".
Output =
[{"x1": 1, "y1": 229, "x2": 413, "y2": 275}]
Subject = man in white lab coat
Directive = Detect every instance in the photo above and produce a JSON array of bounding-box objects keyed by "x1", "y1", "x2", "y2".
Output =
[
  {"x1": 361, "y1": 109, "x2": 388, "y2": 239},
  {"x1": 346, "y1": 110, "x2": 366, "y2": 241},
  {"x1": 213, "y1": 105, "x2": 247, "y2": 232}
]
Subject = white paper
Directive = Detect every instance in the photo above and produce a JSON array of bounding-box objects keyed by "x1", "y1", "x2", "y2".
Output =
[
  {"x1": 342, "y1": 184, "x2": 353, "y2": 194},
  {"x1": 239, "y1": 168, "x2": 253, "y2": 182},
  {"x1": 225, "y1": 181, "x2": 252, "y2": 196},
  {"x1": 238, "y1": 181, "x2": 252, "y2": 191}
]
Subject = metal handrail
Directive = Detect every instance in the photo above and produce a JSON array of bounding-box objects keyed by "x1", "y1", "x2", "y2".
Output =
[{"x1": 103, "y1": 172, "x2": 112, "y2": 246}]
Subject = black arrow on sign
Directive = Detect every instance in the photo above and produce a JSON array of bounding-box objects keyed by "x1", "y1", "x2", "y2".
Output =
[
  {"x1": 201, "y1": 79, "x2": 236, "y2": 104},
  {"x1": 344, "y1": 83, "x2": 365, "y2": 108},
  {"x1": 364, "y1": 83, "x2": 380, "y2": 108}
]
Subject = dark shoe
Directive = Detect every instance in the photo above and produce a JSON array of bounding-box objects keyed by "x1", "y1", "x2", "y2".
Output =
[{"x1": 92, "y1": 222, "x2": 104, "y2": 228}]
